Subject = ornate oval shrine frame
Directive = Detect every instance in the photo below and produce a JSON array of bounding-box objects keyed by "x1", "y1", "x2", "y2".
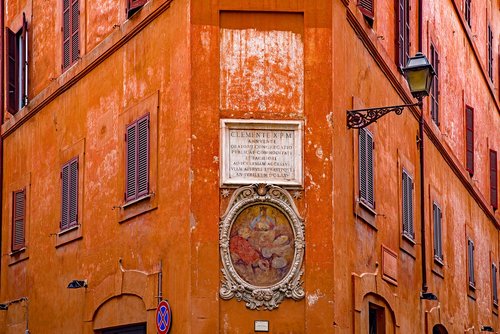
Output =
[{"x1": 219, "y1": 184, "x2": 305, "y2": 310}]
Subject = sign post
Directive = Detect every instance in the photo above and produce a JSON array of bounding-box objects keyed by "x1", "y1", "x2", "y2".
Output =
[{"x1": 155, "y1": 300, "x2": 172, "y2": 334}]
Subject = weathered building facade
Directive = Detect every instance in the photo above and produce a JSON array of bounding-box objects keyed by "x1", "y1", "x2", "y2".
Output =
[{"x1": 0, "y1": 0, "x2": 498, "y2": 333}]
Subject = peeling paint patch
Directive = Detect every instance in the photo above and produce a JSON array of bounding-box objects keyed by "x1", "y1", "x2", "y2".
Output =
[
  {"x1": 316, "y1": 146, "x2": 324, "y2": 159},
  {"x1": 220, "y1": 28, "x2": 304, "y2": 113},
  {"x1": 307, "y1": 289, "x2": 325, "y2": 306},
  {"x1": 190, "y1": 212, "x2": 197, "y2": 231}
]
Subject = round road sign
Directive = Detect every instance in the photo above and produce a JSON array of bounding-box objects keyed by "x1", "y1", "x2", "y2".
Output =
[{"x1": 155, "y1": 300, "x2": 172, "y2": 334}]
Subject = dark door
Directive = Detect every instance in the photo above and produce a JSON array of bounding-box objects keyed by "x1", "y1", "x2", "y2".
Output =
[{"x1": 101, "y1": 324, "x2": 146, "y2": 334}]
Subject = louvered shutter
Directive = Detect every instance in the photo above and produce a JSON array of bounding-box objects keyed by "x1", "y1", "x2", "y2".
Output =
[
  {"x1": 126, "y1": 123, "x2": 137, "y2": 201},
  {"x1": 404, "y1": 0, "x2": 410, "y2": 63},
  {"x1": 129, "y1": 0, "x2": 148, "y2": 11},
  {"x1": 493, "y1": 263, "x2": 498, "y2": 305},
  {"x1": 137, "y1": 115, "x2": 149, "y2": 197},
  {"x1": 62, "y1": 0, "x2": 71, "y2": 69},
  {"x1": 69, "y1": 159, "x2": 78, "y2": 227},
  {"x1": 359, "y1": 129, "x2": 374, "y2": 208},
  {"x1": 21, "y1": 13, "x2": 28, "y2": 108},
  {"x1": 397, "y1": 0, "x2": 405, "y2": 69},
  {"x1": 71, "y1": 0, "x2": 79, "y2": 63},
  {"x1": 358, "y1": 0, "x2": 374, "y2": 19},
  {"x1": 61, "y1": 163, "x2": 70, "y2": 230},
  {"x1": 61, "y1": 158, "x2": 78, "y2": 230},
  {"x1": 430, "y1": 44, "x2": 439, "y2": 125},
  {"x1": 465, "y1": 106, "x2": 474, "y2": 174},
  {"x1": 402, "y1": 171, "x2": 414, "y2": 239},
  {"x1": 468, "y1": 239, "x2": 475, "y2": 287},
  {"x1": 491, "y1": 150, "x2": 498, "y2": 209},
  {"x1": 464, "y1": 0, "x2": 471, "y2": 27},
  {"x1": 433, "y1": 203, "x2": 443, "y2": 260},
  {"x1": 12, "y1": 190, "x2": 25, "y2": 251},
  {"x1": 7, "y1": 28, "x2": 18, "y2": 114},
  {"x1": 488, "y1": 26, "x2": 493, "y2": 80}
]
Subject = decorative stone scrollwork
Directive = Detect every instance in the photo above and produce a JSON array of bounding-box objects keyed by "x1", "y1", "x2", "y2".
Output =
[{"x1": 219, "y1": 184, "x2": 305, "y2": 310}]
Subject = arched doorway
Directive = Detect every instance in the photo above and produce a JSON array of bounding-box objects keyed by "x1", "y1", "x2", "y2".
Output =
[{"x1": 432, "y1": 324, "x2": 448, "y2": 334}]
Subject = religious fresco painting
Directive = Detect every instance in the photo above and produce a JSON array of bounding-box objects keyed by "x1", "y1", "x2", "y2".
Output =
[{"x1": 229, "y1": 204, "x2": 295, "y2": 286}]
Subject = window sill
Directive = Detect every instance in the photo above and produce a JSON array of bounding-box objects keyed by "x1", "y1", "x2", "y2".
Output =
[
  {"x1": 118, "y1": 192, "x2": 157, "y2": 224},
  {"x1": 8, "y1": 247, "x2": 28, "y2": 265},
  {"x1": 56, "y1": 225, "x2": 82, "y2": 248},
  {"x1": 400, "y1": 234, "x2": 416, "y2": 259},
  {"x1": 355, "y1": 199, "x2": 377, "y2": 230}
]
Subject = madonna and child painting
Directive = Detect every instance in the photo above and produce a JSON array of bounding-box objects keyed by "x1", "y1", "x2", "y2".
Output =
[{"x1": 229, "y1": 204, "x2": 295, "y2": 287}]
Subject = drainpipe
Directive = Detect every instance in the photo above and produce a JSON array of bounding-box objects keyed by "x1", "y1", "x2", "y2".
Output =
[
  {"x1": 0, "y1": 0, "x2": 5, "y2": 289},
  {"x1": 417, "y1": 0, "x2": 428, "y2": 293}
]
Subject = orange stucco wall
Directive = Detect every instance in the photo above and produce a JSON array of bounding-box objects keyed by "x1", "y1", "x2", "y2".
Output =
[{"x1": 0, "y1": 0, "x2": 498, "y2": 333}]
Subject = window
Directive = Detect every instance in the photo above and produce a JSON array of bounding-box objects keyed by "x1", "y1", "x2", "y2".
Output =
[
  {"x1": 12, "y1": 190, "x2": 26, "y2": 251},
  {"x1": 358, "y1": 0, "x2": 374, "y2": 21},
  {"x1": 468, "y1": 238, "x2": 475, "y2": 288},
  {"x1": 369, "y1": 303, "x2": 385, "y2": 334},
  {"x1": 488, "y1": 25, "x2": 493, "y2": 81},
  {"x1": 359, "y1": 128, "x2": 374, "y2": 209},
  {"x1": 402, "y1": 170, "x2": 414, "y2": 240},
  {"x1": 61, "y1": 157, "x2": 78, "y2": 231},
  {"x1": 127, "y1": 0, "x2": 148, "y2": 18},
  {"x1": 125, "y1": 114, "x2": 149, "y2": 202},
  {"x1": 397, "y1": 0, "x2": 410, "y2": 70},
  {"x1": 493, "y1": 263, "x2": 498, "y2": 306},
  {"x1": 433, "y1": 202, "x2": 443, "y2": 262},
  {"x1": 62, "y1": 0, "x2": 79, "y2": 71},
  {"x1": 491, "y1": 150, "x2": 498, "y2": 210},
  {"x1": 430, "y1": 44, "x2": 439, "y2": 125},
  {"x1": 7, "y1": 13, "x2": 28, "y2": 114},
  {"x1": 464, "y1": 0, "x2": 471, "y2": 27},
  {"x1": 465, "y1": 106, "x2": 474, "y2": 175}
]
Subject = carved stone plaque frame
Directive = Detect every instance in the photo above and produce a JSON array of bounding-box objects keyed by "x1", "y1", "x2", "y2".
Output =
[{"x1": 219, "y1": 184, "x2": 305, "y2": 310}]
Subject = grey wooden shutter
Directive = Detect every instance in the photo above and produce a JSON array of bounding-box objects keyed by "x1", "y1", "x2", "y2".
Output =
[
  {"x1": 359, "y1": 129, "x2": 374, "y2": 208},
  {"x1": 397, "y1": 0, "x2": 405, "y2": 69},
  {"x1": 491, "y1": 150, "x2": 498, "y2": 209},
  {"x1": 468, "y1": 239, "x2": 475, "y2": 287},
  {"x1": 488, "y1": 25, "x2": 493, "y2": 80},
  {"x1": 466, "y1": 106, "x2": 474, "y2": 174},
  {"x1": 402, "y1": 170, "x2": 414, "y2": 238},
  {"x1": 61, "y1": 163, "x2": 70, "y2": 229},
  {"x1": 62, "y1": 0, "x2": 71, "y2": 69},
  {"x1": 126, "y1": 122, "x2": 137, "y2": 201},
  {"x1": 464, "y1": 0, "x2": 471, "y2": 27},
  {"x1": 433, "y1": 202, "x2": 442, "y2": 261},
  {"x1": 12, "y1": 190, "x2": 25, "y2": 251},
  {"x1": 493, "y1": 263, "x2": 498, "y2": 305},
  {"x1": 69, "y1": 159, "x2": 78, "y2": 227},
  {"x1": 71, "y1": 0, "x2": 79, "y2": 63},
  {"x1": 430, "y1": 44, "x2": 439, "y2": 125},
  {"x1": 137, "y1": 115, "x2": 149, "y2": 197}
]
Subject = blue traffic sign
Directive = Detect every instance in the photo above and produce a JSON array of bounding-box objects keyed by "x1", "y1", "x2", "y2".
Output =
[{"x1": 156, "y1": 300, "x2": 172, "y2": 334}]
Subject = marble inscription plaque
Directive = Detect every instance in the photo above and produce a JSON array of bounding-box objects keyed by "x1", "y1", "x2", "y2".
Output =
[{"x1": 221, "y1": 120, "x2": 303, "y2": 186}]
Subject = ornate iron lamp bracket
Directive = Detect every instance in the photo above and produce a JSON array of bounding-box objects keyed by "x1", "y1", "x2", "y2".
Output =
[{"x1": 346, "y1": 102, "x2": 421, "y2": 129}]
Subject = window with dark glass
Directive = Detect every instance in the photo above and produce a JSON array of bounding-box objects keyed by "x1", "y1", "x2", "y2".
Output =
[
  {"x1": 369, "y1": 303, "x2": 385, "y2": 334},
  {"x1": 433, "y1": 202, "x2": 443, "y2": 262},
  {"x1": 127, "y1": 0, "x2": 148, "y2": 18},
  {"x1": 468, "y1": 238, "x2": 475, "y2": 289},
  {"x1": 12, "y1": 189, "x2": 26, "y2": 251},
  {"x1": 61, "y1": 158, "x2": 78, "y2": 231},
  {"x1": 430, "y1": 44, "x2": 439, "y2": 125},
  {"x1": 7, "y1": 13, "x2": 28, "y2": 114},
  {"x1": 402, "y1": 170, "x2": 414, "y2": 240},
  {"x1": 62, "y1": 0, "x2": 79, "y2": 71},
  {"x1": 397, "y1": 0, "x2": 410, "y2": 70},
  {"x1": 125, "y1": 114, "x2": 150, "y2": 202},
  {"x1": 359, "y1": 128, "x2": 374, "y2": 209}
]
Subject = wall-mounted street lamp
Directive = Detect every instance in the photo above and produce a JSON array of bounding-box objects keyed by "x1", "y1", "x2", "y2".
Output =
[{"x1": 346, "y1": 52, "x2": 435, "y2": 129}]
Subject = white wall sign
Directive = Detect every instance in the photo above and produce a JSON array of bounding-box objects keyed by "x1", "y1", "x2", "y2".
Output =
[{"x1": 220, "y1": 119, "x2": 303, "y2": 186}]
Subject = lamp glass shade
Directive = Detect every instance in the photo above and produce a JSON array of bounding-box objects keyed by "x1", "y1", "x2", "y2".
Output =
[{"x1": 402, "y1": 52, "x2": 435, "y2": 99}]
